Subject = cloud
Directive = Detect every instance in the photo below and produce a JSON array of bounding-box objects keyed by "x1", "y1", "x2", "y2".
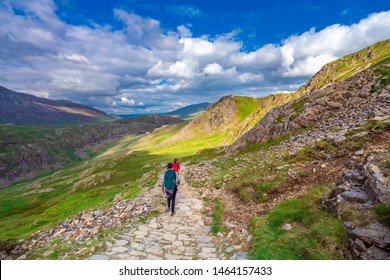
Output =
[
  {"x1": 166, "y1": 5, "x2": 206, "y2": 18},
  {"x1": 0, "y1": 1, "x2": 390, "y2": 113},
  {"x1": 120, "y1": 97, "x2": 135, "y2": 106}
]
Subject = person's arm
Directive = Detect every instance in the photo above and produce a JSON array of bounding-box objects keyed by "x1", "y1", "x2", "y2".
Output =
[
  {"x1": 175, "y1": 171, "x2": 181, "y2": 186},
  {"x1": 162, "y1": 173, "x2": 165, "y2": 192}
]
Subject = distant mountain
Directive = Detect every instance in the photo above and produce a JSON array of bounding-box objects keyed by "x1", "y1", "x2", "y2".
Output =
[
  {"x1": 0, "y1": 114, "x2": 182, "y2": 187},
  {"x1": 117, "y1": 102, "x2": 212, "y2": 120},
  {"x1": 163, "y1": 102, "x2": 211, "y2": 120},
  {"x1": 0, "y1": 86, "x2": 115, "y2": 126}
]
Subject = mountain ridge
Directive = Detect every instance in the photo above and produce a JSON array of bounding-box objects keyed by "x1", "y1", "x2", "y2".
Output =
[{"x1": 0, "y1": 86, "x2": 114, "y2": 127}]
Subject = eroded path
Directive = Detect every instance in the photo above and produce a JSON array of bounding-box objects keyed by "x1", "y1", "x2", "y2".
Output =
[{"x1": 92, "y1": 169, "x2": 224, "y2": 260}]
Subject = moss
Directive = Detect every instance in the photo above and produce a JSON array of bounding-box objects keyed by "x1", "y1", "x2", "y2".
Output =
[
  {"x1": 374, "y1": 204, "x2": 390, "y2": 226},
  {"x1": 291, "y1": 98, "x2": 309, "y2": 113}
]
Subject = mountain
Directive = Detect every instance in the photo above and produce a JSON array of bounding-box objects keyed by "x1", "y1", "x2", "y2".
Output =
[
  {"x1": 172, "y1": 94, "x2": 295, "y2": 147},
  {"x1": 163, "y1": 102, "x2": 211, "y2": 120},
  {"x1": 0, "y1": 114, "x2": 182, "y2": 187},
  {"x1": 0, "y1": 86, "x2": 114, "y2": 126},
  {"x1": 230, "y1": 40, "x2": 390, "y2": 152}
]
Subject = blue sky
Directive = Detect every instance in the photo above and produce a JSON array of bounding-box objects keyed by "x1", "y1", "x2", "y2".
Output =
[{"x1": 1, "y1": 0, "x2": 390, "y2": 113}]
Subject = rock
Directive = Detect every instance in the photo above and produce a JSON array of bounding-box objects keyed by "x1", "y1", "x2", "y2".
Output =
[
  {"x1": 111, "y1": 246, "x2": 129, "y2": 253},
  {"x1": 341, "y1": 190, "x2": 369, "y2": 203},
  {"x1": 225, "y1": 247, "x2": 234, "y2": 253},
  {"x1": 145, "y1": 246, "x2": 163, "y2": 256},
  {"x1": 247, "y1": 234, "x2": 253, "y2": 242},
  {"x1": 353, "y1": 132, "x2": 368, "y2": 138},
  {"x1": 225, "y1": 222, "x2": 237, "y2": 229},
  {"x1": 89, "y1": 254, "x2": 109, "y2": 260},
  {"x1": 350, "y1": 224, "x2": 390, "y2": 248},
  {"x1": 334, "y1": 130, "x2": 347, "y2": 145},
  {"x1": 43, "y1": 250, "x2": 53, "y2": 257},
  {"x1": 17, "y1": 254, "x2": 27, "y2": 260},
  {"x1": 355, "y1": 150, "x2": 364, "y2": 156},
  {"x1": 327, "y1": 101, "x2": 343, "y2": 109},
  {"x1": 330, "y1": 182, "x2": 352, "y2": 196},
  {"x1": 354, "y1": 239, "x2": 367, "y2": 251},
  {"x1": 163, "y1": 233, "x2": 176, "y2": 242},
  {"x1": 363, "y1": 172, "x2": 390, "y2": 204},
  {"x1": 94, "y1": 210, "x2": 105, "y2": 217},
  {"x1": 90, "y1": 247, "x2": 96, "y2": 254},
  {"x1": 119, "y1": 213, "x2": 128, "y2": 219},
  {"x1": 366, "y1": 246, "x2": 389, "y2": 260},
  {"x1": 115, "y1": 240, "x2": 129, "y2": 246},
  {"x1": 232, "y1": 252, "x2": 248, "y2": 260},
  {"x1": 282, "y1": 223, "x2": 292, "y2": 231}
]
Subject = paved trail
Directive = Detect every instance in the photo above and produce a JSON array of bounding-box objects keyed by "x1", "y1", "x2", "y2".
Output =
[{"x1": 92, "y1": 170, "x2": 223, "y2": 260}]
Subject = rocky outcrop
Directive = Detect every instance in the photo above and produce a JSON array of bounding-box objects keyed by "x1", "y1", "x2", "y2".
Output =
[
  {"x1": 322, "y1": 151, "x2": 390, "y2": 260},
  {"x1": 174, "y1": 95, "x2": 238, "y2": 140},
  {"x1": 229, "y1": 68, "x2": 390, "y2": 153}
]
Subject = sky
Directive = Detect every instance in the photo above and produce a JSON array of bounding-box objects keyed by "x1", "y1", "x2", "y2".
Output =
[{"x1": 1, "y1": 0, "x2": 390, "y2": 114}]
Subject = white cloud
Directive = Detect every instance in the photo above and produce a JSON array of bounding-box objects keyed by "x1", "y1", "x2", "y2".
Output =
[
  {"x1": 0, "y1": 1, "x2": 389, "y2": 113},
  {"x1": 177, "y1": 25, "x2": 192, "y2": 38},
  {"x1": 167, "y1": 5, "x2": 206, "y2": 18},
  {"x1": 203, "y1": 63, "x2": 224, "y2": 75},
  {"x1": 120, "y1": 97, "x2": 135, "y2": 106}
]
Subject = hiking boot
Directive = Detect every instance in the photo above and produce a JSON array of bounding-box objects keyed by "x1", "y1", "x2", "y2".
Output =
[
  {"x1": 171, "y1": 211, "x2": 175, "y2": 216},
  {"x1": 165, "y1": 207, "x2": 170, "y2": 213}
]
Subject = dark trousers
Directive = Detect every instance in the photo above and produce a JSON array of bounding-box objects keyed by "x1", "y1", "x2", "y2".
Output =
[{"x1": 167, "y1": 187, "x2": 178, "y2": 213}]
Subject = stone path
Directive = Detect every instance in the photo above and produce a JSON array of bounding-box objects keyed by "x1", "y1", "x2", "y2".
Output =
[{"x1": 91, "y1": 172, "x2": 224, "y2": 260}]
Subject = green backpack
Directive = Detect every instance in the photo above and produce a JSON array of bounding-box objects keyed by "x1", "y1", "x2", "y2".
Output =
[{"x1": 164, "y1": 170, "x2": 176, "y2": 190}]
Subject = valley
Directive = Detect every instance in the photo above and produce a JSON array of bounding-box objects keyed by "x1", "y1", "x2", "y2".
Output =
[{"x1": 0, "y1": 39, "x2": 389, "y2": 260}]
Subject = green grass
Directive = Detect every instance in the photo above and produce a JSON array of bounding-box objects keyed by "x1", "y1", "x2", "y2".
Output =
[
  {"x1": 374, "y1": 204, "x2": 390, "y2": 226},
  {"x1": 212, "y1": 198, "x2": 224, "y2": 235},
  {"x1": 291, "y1": 98, "x2": 309, "y2": 113},
  {"x1": 250, "y1": 186, "x2": 348, "y2": 260},
  {"x1": 371, "y1": 57, "x2": 390, "y2": 91}
]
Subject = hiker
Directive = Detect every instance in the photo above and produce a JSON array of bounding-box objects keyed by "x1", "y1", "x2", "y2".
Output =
[
  {"x1": 162, "y1": 163, "x2": 180, "y2": 216},
  {"x1": 173, "y1": 158, "x2": 181, "y2": 173}
]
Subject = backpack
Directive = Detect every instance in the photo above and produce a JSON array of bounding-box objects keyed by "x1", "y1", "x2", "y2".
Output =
[{"x1": 164, "y1": 170, "x2": 176, "y2": 190}]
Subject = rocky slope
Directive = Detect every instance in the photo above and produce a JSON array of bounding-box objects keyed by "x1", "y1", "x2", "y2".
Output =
[
  {"x1": 0, "y1": 85, "x2": 114, "y2": 126},
  {"x1": 0, "y1": 114, "x2": 181, "y2": 187},
  {"x1": 322, "y1": 151, "x2": 390, "y2": 260},
  {"x1": 230, "y1": 60, "x2": 390, "y2": 152}
]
